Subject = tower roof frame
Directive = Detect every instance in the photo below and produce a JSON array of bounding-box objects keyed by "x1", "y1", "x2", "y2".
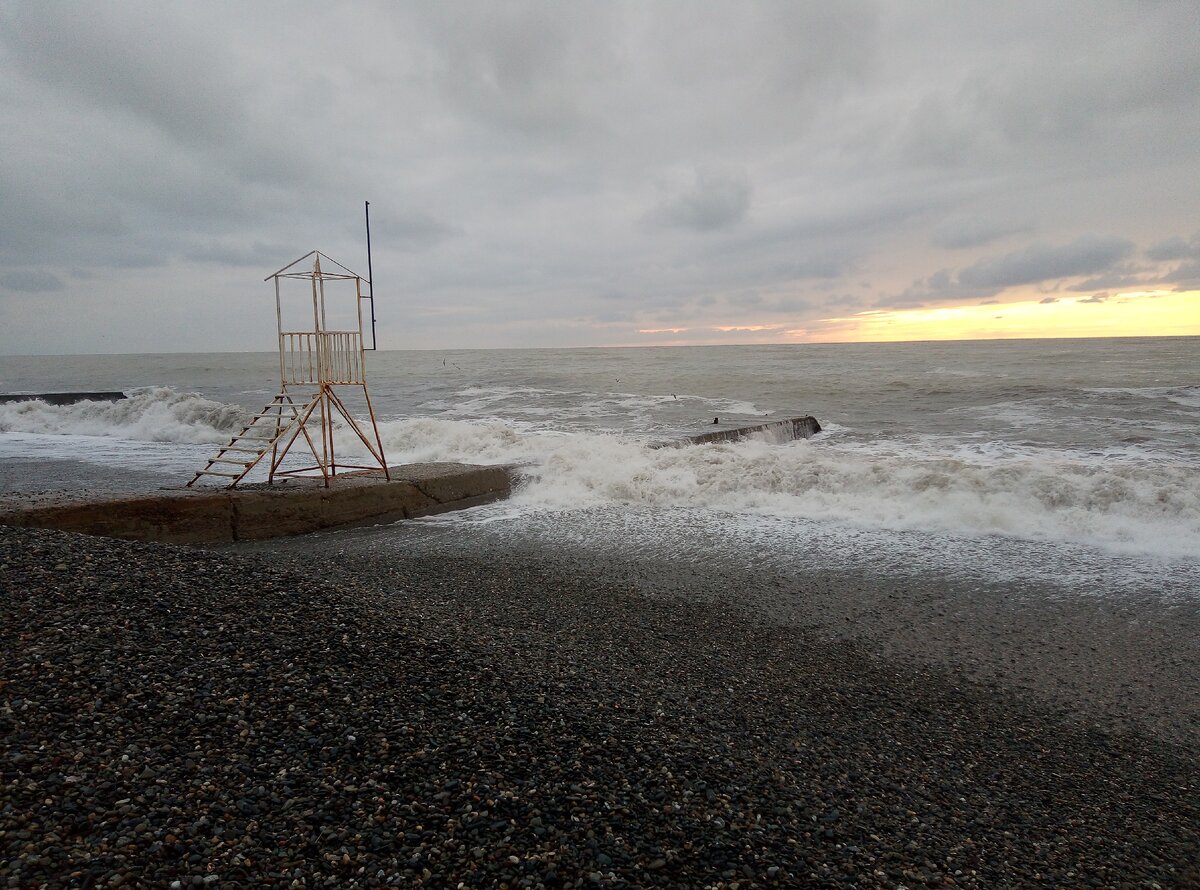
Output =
[{"x1": 267, "y1": 249, "x2": 363, "y2": 281}]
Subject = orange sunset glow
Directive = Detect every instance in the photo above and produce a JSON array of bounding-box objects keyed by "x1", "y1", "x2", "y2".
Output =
[
  {"x1": 804, "y1": 290, "x2": 1200, "y2": 343},
  {"x1": 633, "y1": 290, "x2": 1200, "y2": 346}
]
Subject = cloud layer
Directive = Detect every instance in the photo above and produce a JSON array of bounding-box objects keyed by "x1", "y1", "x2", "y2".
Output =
[{"x1": 1, "y1": 1, "x2": 1197, "y2": 352}]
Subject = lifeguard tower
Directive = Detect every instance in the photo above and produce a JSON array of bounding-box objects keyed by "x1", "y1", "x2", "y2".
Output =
[{"x1": 188, "y1": 250, "x2": 389, "y2": 488}]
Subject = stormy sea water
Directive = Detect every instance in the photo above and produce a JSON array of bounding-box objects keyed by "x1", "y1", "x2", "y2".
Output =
[{"x1": 1, "y1": 337, "x2": 1198, "y2": 598}]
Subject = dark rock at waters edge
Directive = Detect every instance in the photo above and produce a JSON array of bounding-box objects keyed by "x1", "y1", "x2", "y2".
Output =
[
  {"x1": 0, "y1": 391, "x2": 127, "y2": 405},
  {"x1": 666, "y1": 415, "x2": 822, "y2": 448},
  {"x1": 2, "y1": 525, "x2": 1198, "y2": 887}
]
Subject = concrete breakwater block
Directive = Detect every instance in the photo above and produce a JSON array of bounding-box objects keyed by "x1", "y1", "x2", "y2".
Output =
[
  {"x1": 0, "y1": 391, "x2": 127, "y2": 405},
  {"x1": 0, "y1": 463, "x2": 511, "y2": 545},
  {"x1": 667, "y1": 415, "x2": 822, "y2": 447}
]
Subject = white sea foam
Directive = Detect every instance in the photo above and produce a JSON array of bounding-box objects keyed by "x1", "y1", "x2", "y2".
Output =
[
  {"x1": 0, "y1": 387, "x2": 245, "y2": 444},
  {"x1": 355, "y1": 417, "x2": 1200, "y2": 560},
  {"x1": 428, "y1": 386, "x2": 766, "y2": 430},
  {"x1": 3, "y1": 380, "x2": 1195, "y2": 561},
  {"x1": 930, "y1": 366, "x2": 990, "y2": 378}
]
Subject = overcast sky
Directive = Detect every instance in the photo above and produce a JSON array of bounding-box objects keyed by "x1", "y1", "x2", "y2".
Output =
[{"x1": 1, "y1": 1, "x2": 1197, "y2": 353}]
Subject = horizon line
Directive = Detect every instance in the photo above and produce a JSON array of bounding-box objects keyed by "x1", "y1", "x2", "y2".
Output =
[{"x1": 1, "y1": 331, "x2": 1197, "y2": 359}]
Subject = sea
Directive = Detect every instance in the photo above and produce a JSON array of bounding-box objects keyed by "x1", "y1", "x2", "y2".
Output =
[{"x1": 1, "y1": 337, "x2": 1198, "y2": 597}]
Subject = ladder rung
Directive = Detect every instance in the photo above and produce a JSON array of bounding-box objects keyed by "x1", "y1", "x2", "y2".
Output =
[{"x1": 188, "y1": 393, "x2": 315, "y2": 486}]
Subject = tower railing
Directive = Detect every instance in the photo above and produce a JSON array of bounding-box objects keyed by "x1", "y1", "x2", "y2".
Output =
[{"x1": 280, "y1": 330, "x2": 365, "y2": 385}]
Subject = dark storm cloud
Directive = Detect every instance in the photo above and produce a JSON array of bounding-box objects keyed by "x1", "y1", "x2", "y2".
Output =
[
  {"x1": 1066, "y1": 267, "x2": 1153, "y2": 292},
  {"x1": 0, "y1": 4, "x2": 318, "y2": 274},
  {"x1": 1141, "y1": 233, "x2": 1200, "y2": 288},
  {"x1": 1146, "y1": 233, "x2": 1200, "y2": 262},
  {"x1": 930, "y1": 217, "x2": 1032, "y2": 250},
  {"x1": 417, "y1": 4, "x2": 621, "y2": 141},
  {"x1": 0, "y1": 1, "x2": 1197, "y2": 352},
  {"x1": 652, "y1": 168, "x2": 753, "y2": 232},
  {"x1": 0, "y1": 269, "x2": 64, "y2": 293},
  {"x1": 4, "y1": 7, "x2": 243, "y2": 144},
  {"x1": 889, "y1": 5, "x2": 1200, "y2": 174},
  {"x1": 956, "y1": 237, "x2": 1135, "y2": 290},
  {"x1": 1164, "y1": 262, "x2": 1200, "y2": 288},
  {"x1": 880, "y1": 236, "x2": 1138, "y2": 309}
]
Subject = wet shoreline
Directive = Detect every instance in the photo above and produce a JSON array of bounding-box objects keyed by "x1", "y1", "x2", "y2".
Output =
[{"x1": 251, "y1": 515, "x2": 1200, "y2": 745}]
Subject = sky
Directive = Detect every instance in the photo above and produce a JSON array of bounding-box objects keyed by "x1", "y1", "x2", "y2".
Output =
[{"x1": 1, "y1": 1, "x2": 1198, "y2": 354}]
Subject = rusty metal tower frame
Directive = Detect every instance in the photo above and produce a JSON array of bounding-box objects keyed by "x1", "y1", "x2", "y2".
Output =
[{"x1": 188, "y1": 250, "x2": 389, "y2": 488}]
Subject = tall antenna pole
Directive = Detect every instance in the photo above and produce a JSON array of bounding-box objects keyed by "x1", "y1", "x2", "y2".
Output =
[{"x1": 364, "y1": 200, "x2": 378, "y2": 350}]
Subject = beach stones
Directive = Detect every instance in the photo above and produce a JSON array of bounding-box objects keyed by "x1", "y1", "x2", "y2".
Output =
[{"x1": 1, "y1": 525, "x2": 1197, "y2": 887}]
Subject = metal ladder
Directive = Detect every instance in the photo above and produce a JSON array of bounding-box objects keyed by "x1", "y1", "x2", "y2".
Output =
[{"x1": 187, "y1": 392, "x2": 314, "y2": 488}]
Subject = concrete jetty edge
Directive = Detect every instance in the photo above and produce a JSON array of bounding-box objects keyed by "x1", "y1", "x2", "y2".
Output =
[{"x1": 0, "y1": 463, "x2": 512, "y2": 545}]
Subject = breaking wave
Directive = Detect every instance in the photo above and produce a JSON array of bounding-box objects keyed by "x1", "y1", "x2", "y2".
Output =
[
  {"x1": 365, "y1": 417, "x2": 1200, "y2": 559},
  {"x1": 2, "y1": 385, "x2": 1195, "y2": 559},
  {"x1": 0, "y1": 387, "x2": 245, "y2": 444}
]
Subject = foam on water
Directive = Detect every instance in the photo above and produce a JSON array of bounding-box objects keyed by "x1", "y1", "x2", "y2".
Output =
[
  {"x1": 416, "y1": 506, "x2": 1200, "y2": 598},
  {"x1": 1084, "y1": 385, "x2": 1200, "y2": 409},
  {"x1": 2, "y1": 343, "x2": 1197, "y2": 574},
  {"x1": 0, "y1": 387, "x2": 243, "y2": 444},
  {"x1": 423, "y1": 385, "x2": 767, "y2": 435},
  {"x1": 3, "y1": 385, "x2": 1194, "y2": 560},
  {"x1": 358, "y1": 416, "x2": 1200, "y2": 561},
  {"x1": 1, "y1": 431, "x2": 215, "y2": 471}
]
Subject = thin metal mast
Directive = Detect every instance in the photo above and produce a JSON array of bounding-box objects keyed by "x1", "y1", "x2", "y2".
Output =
[{"x1": 364, "y1": 200, "x2": 378, "y2": 350}]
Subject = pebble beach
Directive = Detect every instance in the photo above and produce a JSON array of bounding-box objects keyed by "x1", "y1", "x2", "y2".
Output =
[{"x1": 2, "y1": 524, "x2": 1199, "y2": 887}]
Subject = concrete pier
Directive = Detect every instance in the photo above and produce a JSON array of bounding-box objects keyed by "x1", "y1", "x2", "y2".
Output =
[
  {"x1": 0, "y1": 392, "x2": 127, "y2": 405},
  {"x1": 0, "y1": 463, "x2": 511, "y2": 545}
]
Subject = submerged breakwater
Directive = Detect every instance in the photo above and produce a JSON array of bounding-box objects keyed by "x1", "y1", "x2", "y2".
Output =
[
  {"x1": 670, "y1": 414, "x2": 821, "y2": 447},
  {"x1": 0, "y1": 391, "x2": 126, "y2": 405}
]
